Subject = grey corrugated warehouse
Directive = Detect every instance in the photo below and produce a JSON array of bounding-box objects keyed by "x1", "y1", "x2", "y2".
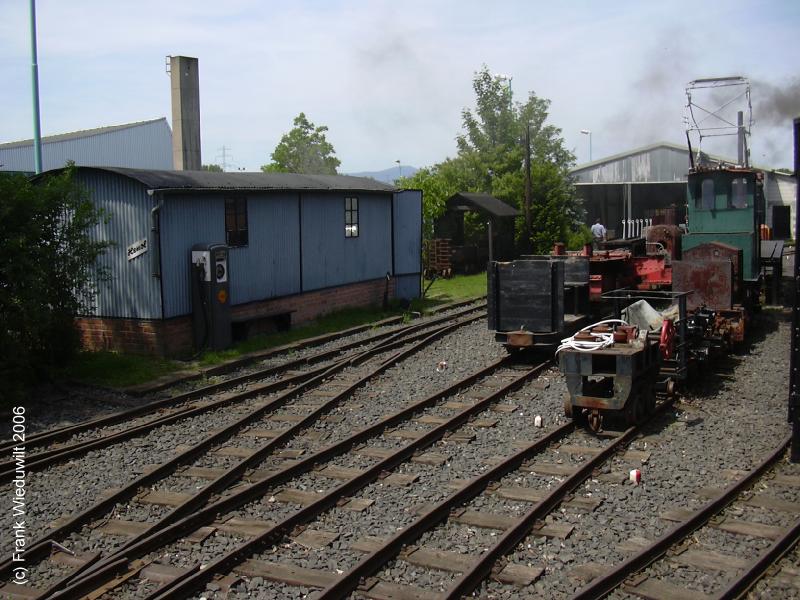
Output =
[
  {"x1": 61, "y1": 166, "x2": 422, "y2": 355},
  {"x1": 571, "y1": 142, "x2": 796, "y2": 239},
  {"x1": 0, "y1": 118, "x2": 173, "y2": 173}
]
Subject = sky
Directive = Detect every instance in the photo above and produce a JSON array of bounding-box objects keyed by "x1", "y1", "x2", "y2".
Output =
[{"x1": 2, "y1": 0, "x2": 799, "y2": 173}]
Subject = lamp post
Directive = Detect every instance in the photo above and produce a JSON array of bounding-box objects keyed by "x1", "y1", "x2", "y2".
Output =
[
  {"x1": 791, "y1": 116, "x2": 800, "y2": 462},
  {"x1": 29, "y1": 0, "x2": 43, "y2": 174},
  {"x1": 580, "y1": 129, "x2": 592, "y2": 162},
  {"x1": 395, "y1": 159, "x2": 401, "y2": 180},
  {"x1": 524, "y1": 122, "x2": 532, "y2": 250}
]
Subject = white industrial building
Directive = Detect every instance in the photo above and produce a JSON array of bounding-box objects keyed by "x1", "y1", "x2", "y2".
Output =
[{"x1": 0, "y1": 118, "x2": 173, "y2": 173}]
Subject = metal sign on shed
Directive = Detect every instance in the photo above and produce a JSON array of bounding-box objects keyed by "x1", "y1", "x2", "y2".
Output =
[{"x1": 127, "y1": 238, "x2": 148, "y2": 261}]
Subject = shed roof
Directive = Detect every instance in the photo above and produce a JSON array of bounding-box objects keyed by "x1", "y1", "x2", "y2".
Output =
[
  {"x1": 571, "y1": 141, "x2": 788, "y2": 179},
  {"x1": 56, "y1": 166, "x2": 397, "y2": 193},
  {"x1": 446, "y1": 193, "x2": 520, "y2": 217},
  {"x1": 0, "y1": 118, "x2": 168, "y2": 150}
]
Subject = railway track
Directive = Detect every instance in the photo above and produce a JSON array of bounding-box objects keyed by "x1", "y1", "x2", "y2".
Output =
[
  {"x1": 570, "y1": 433, "x2": 800, "y2": 600},
  {"x1": 0, "y1": 302, "x2": 486, "y2": 484},
  {"x1": 307, "y1": 394, "x2": 677, "y2": 600},
  {"x1": 11, "y1": 353, "x2": 683, "y2": 600},
  {"x1": 2, "y1": 308, "x2": 792, "y2": 599},
  {"x1": 0, "y1": 308, "x2": 488, "y2": 599}
]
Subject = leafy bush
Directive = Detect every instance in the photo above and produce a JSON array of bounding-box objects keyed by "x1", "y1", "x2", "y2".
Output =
[
  {"x1": 0, "y1": 166, "x2": 109, "y2": 401},
  {"x1": 566, "y1": 224, "x2": 593, "y2": 250}
]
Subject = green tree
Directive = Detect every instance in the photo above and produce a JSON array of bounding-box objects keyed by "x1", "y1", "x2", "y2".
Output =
[
  {"x1": 0, "y1": 166, "x2": 109, "y2": 400},
  {"x1": 397, "y1": 159, "x2": 472, "y2": 239},
  {"x1": 402, "y1": 65, "x2": 580, "y2": 254},
  {"x1": 457, "y1": 66, "x2": 577, "y2": 252},
  {"x1": 261, "y1": 113, "x2": 341, "y2": 175},
  {"x1": 202, "y1": 163, "x2": 223, "y2": 172}
]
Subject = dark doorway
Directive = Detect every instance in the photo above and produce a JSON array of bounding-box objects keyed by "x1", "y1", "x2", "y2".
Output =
[{"x1": 772, "y1": 205, "x2": 791, "y2": 240}]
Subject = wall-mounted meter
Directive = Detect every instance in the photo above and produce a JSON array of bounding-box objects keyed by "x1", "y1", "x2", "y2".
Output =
[{"x1": 190, "y1": 243, "x2": 232, "y2": 350}]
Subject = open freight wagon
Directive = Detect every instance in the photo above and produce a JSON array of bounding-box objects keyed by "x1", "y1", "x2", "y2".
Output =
[{"x1": 487, "y1": 255, "x2": 591, "y2": 351}]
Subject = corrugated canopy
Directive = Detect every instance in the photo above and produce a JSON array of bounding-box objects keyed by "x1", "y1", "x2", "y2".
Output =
[
  {"x1": 446, "y1": 192, "x2": 520, "y2": 217},
  {"x1": 51, "y1": 166, "x2": 397, "y2": 193}
]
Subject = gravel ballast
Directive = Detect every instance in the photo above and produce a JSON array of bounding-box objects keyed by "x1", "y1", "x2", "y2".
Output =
[{"x1": 3, "y1": 308, "x2": 795, "y2": 600}]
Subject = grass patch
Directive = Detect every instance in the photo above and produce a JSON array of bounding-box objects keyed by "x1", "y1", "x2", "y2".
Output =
[
  {"x1": 421, "y1": 271, "x2": 487, "y2": 303},
  {"x1": 59, "y1": 351, "x2": 183, "y2": 389},
  {"x1": 61, "y1": 274, "x2": 487, "y2": 389}
]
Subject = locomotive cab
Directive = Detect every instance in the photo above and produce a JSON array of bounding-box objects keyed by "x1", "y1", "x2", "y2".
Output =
[{"x1": 683, "y1": 168, "x2": 764, "y2": 306}]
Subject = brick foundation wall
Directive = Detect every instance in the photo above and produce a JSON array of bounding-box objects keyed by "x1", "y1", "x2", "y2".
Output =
[
  {"x1": 74, "y1": 315, "x2": 193, "y2": 356},
  {"x1": 75, "y1": 277, "x2": 396, "y2": 357}
]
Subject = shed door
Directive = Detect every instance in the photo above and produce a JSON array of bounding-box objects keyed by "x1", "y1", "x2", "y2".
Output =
[{"x1": 392, "y1": 190, "x2": 422, "y2": 299}]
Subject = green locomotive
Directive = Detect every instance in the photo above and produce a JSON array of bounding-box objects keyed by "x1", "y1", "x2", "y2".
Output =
[{"x1": 682, "y1": 165, "x2": 765, "y2": 300}]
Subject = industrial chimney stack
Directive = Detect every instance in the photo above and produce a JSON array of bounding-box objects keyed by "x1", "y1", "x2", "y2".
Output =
[{"x1": 169, "y1": 56, "x2": 201, "y2": 171}]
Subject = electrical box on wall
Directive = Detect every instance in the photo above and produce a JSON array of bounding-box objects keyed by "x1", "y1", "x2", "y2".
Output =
[{"x1": 190, "y1": 243, "x2": 232, "y2": 351}]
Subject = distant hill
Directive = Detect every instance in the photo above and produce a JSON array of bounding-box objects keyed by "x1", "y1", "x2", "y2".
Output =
[{"x1": 347, "y1": 165, "x2": 419, "y2": 184}]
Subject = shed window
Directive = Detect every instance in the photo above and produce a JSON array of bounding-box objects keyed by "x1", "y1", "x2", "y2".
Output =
[
  {"x1": 696, "y1": 178, "x2": 715, "y2": 210},
  {"x1": 225, "y1": 197, "x2": 248, "y2": 247},
  {"x1": 345, "y1": 196, "x2": 359, "y2": 238},
  {"x1": 730, "y1": 177, "x2": 749, "y2": 209}
]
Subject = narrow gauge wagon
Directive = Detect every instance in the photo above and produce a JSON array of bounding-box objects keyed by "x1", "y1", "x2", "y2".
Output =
[
  {"x1": 559, "y1": 322, "x2": 661, "y2": 432},
  {"x1": 559, "y1": 290, "x2": 689, "y2": 432},
  {"x1": 487, "y1": 255, "x2": 590, "y2": 351}
]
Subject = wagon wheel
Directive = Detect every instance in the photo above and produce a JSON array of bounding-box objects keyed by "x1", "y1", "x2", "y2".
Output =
[{"x1": 563, "y1": 394, "x2": 573, "y2": 418}]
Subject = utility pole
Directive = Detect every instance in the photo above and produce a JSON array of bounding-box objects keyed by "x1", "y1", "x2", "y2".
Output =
[
  {"x1": 524, "y1": 122, "x2": 532, "y2": 251},
  {"x1": 29, "y1": 0, "x2": 43, "y2": 174},
  {"x1": 217, "y1": 145, "x2": 231, "y2": 171}
]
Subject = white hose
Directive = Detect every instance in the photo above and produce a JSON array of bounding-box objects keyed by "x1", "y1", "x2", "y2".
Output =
[{"x1": 555, "y1": 318, "x2": 629, "y2": 355}]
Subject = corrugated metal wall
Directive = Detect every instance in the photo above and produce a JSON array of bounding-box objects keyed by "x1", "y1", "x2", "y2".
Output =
[
  {"x1": 160, "y1": 193, "x2": 223, "y2": 319},
  {"x1": 1, "y1": 119, "x2": 173, "y2": 172},
  {"x1": 392, "y1": 190, "x2": 422, "y2": 299},
  {"x1": 160, "y1": 192, "x2": 302, "y2": 318},
  {"x1": 572, "y1": 146, "x2": 691, "y2": 184},
  {"x1": 301, "y1": 192, "x2": 392, "y2": 290},
  {"x1": 236, "y1": 193, "x2": 301, "y2": 300},
  {"x1": 395, "y1": 275, "x2": 421, "y2": 300},
  {"x1": 76, "y1": 171, "x2": 163, "y2": 318}
]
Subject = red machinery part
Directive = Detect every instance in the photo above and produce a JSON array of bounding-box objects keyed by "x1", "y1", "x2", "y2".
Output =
[
  {"x1": 588, "y1": 250, "x2": 636, "y2": 300},
  {"x1": 660, "y1": 319, "x2": 676, "y2": 360},
  {"x1": 632, "y1": 255, "x2": 672, "y2": 289}
]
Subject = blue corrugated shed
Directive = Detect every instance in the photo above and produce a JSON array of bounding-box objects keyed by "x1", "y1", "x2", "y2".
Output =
[{"x1": 63, "y1": 167, "x2": 421, "y2": 324}]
